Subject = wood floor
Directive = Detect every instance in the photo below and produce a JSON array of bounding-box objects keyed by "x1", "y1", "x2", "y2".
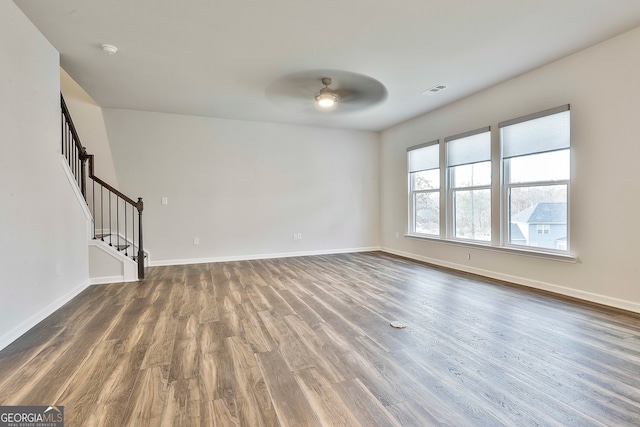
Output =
[{"x1": 1, "y1": 252, "x2": 639, "y2": 426}]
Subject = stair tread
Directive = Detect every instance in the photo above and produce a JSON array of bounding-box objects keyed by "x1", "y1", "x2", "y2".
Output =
[
  {"x1": 93, "y1": 237, "x2": 133, "y2": 251},
  {"x1": 91, "y1": 236, "x2": 145, "y2": 260}
]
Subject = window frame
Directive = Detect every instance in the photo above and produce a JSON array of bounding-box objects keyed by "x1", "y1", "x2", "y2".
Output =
[
  {"x1": 405, "y1": 105, "x2": 573, "y2": 260},
  {"x1": 445, "y1": 127, "x2": 492, "y2": 243},
  {"x1": 500, "y1": 105, "x2": 571, "y2": 254},
  {"x1": 407, "y1": 140, "x2": 441, "y2": 236}
]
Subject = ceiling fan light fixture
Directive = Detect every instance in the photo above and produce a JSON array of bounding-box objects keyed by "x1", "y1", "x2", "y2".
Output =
[
  {"x1": 315, "y1": 90, "x2": 339, "y2": 107},
  {"x1": 315, "y1": 77, "x2": 339, "y2": 108}
]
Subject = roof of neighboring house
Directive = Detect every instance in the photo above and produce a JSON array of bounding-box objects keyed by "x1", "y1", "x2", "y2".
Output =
[
  {"x1": 510, "y1": 224, "x2": 526, "y2": 241},
  {"x1": 511, "y1": 203, "x2": 567, "y2": 224}
]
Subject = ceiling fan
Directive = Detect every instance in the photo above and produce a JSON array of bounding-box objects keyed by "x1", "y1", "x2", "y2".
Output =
[{"x1": 266, "y1": 70, "x2": 387, "y2": 113}]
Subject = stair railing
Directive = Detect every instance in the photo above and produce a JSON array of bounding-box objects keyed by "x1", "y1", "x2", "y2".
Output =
[
  {"x1": 61, "y1": 94, "x2": 145, "y2": 279},
  {"x1": 61, "y1": 96, "x2": 88, "y2": 197}
]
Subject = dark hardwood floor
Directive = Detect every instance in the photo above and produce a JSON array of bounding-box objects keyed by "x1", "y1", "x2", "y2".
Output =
[{"x1": 1, "y1": 252, "x2": 639, "y2": 426}]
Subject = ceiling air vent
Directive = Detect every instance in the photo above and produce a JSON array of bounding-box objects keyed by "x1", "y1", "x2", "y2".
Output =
[{"x1": 421, "y1": 84, "x2": 448, "y2": 95}]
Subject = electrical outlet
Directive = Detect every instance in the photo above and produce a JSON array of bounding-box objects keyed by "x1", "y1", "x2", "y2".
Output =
[
  {"x1": 161, "y1": 197, "x2": 168, "y2": 205},
  {"x1": 297, "y1": 232, "x2": 302, "y2": 240},
  {"x1": 293, "y1": 234, "x2": 297, "y2": 241},
  {"x1": 193, "y1": 237, "x2": 200, "y2": 245},
  {"x1": 467, "y1": 253, "x2": 471, "y2": 260}
]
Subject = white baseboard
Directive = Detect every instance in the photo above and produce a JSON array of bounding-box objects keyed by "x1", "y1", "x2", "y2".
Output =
[
  {"x1": 148, "y1": 246, "x2": 381, "y2": 267},
  {"x1": 0, "y1": 278, "x2": 91, "y2": 352},
  {"x1": 381, "y1": 247, "x2": 640, "y2": 314},
  {"x1": 89, "y1": 275, "x2": 136, "y2": 285}
]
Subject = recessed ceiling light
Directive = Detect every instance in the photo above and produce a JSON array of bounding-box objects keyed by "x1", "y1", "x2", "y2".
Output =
[
  {"x1": 101, "y1": 44, "x2": 118, "y2": 55},
  {"x1": 421, "y1": 84, "x2": 448, "y2": 95}
]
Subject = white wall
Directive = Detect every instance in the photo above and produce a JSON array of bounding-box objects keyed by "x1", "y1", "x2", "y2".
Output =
[
  {"x1": 60, "y1": 69, "x2": 119, "y2": 186},
  {"x1": 102, "y1": 110, "x2": 380, "y2": 264},
  {"x1": 0, "y1": 2, "x2": 90, "y2": 349},
  {"x1": 381, "y1": 26, "x2": 640, "y2": 312},
  {"x1": 88, "y1": 243, "x2": 123, "y2": 281}
]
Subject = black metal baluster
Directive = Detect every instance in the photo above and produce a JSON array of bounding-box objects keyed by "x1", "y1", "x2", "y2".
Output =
[
  {"x1": 132, "y1": 205, "x2": 136, "y2": 260},
  {"x1": 80, "y1": 150, "x2": 86, "y2": 200},
  {"x1": 124, "y1": 203, "x2": 128, "y2": 256},
  {"x1": 92, "y1": 180, "x2": 96, "y2": 239},
  {"x1": 108, "y1": 190, "x2": 112, "y2": 246},
  {"x1": 116, "y1": 196, "x2": 120, "y2": 250},
  {"x1": 100, "y1": 186, "x2": 104, "y2": 241}
]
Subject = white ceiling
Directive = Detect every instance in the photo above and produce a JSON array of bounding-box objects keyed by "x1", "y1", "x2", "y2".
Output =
[{"x1": 14, "y1": 0, "x2": 640, "y2": 131}]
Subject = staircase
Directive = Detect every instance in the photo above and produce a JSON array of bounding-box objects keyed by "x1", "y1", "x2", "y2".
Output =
[{"x1": 61, "y1": 94, "x2": 146, "y2": 279}]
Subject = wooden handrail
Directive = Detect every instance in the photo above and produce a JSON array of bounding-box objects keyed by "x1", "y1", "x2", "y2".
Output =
[
  {"x1": 87, "y1": 155, "x2": 139, "y2": 208},
  {"x1": 60, "y1": 95, "x2": 88, "y2": 161}
]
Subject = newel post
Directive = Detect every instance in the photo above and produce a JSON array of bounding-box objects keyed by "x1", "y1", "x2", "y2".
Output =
[
  {"x1": 80, "y1": 147, "x2": 88, "y2": 200},
  {"x1": 137, "y1": 197, "x2": 145, "y2": 280}
]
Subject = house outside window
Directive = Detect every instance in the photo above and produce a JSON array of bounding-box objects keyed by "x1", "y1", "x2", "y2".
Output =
[{"x1": 501, "y1": 105, "x2": 570, "y2": 252}]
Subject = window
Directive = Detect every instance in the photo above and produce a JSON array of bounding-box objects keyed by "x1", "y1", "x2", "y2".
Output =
[
  {"x1": 536, "y1": 224, "x2": 550, "y2": 234},
  {"x1": 501, "y1": 106, "x2": 570, "y2": 252},
  {"x1": 408, "y1": 141, "x2": 440, "y2": 235},
  {"x1": 446, "y1": 128, "x2": 491, "y2": 241},
  {"x1": 406, "y1": 105, "x2": 571, "y2": 257}
]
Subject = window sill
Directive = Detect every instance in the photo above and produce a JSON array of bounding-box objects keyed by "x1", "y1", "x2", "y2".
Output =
[{"x1": 404, "y1": 233, "x2": 577, "y2": 263}]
